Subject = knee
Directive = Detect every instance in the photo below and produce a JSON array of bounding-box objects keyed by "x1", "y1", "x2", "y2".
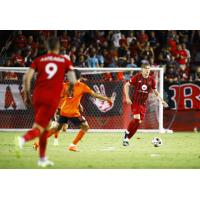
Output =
[
  {"x1": 133, "y1": 114, "x2": 140, "y2": 120},
  {"x1": 33, "y1": 123, "x2": 44, "y2": 134},
  {"x1": 81, "y1": 123, "x2": 89, "y2": 132}
]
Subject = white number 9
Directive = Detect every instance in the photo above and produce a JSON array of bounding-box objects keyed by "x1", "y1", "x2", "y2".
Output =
[{"x1": 45, "y1": 63, "x2": 58, "y2": 79}]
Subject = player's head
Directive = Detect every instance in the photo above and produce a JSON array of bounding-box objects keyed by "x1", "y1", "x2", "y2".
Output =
[
  {"x1": 141, "y1": 62, "x2": 151, "y2": 78},
  {"x1": 47, "y1": 37, "x2": 60, "y2": 53},
  {"x1": 74, "y1": 69, "x2": 81, "y2": 80}
]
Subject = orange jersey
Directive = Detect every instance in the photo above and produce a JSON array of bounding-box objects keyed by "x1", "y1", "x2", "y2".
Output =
[{"x1": 60, "y1": 81, "x2": 93, "y2": 117}]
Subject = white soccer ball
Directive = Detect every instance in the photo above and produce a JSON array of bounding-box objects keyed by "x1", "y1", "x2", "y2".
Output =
[{"x1": 151, "y1": 137, "x2": 162, "y2": 147}]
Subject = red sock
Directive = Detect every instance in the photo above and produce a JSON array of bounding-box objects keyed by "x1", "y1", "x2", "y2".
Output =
[
  {"x1": 39, "y1": 131, "x2": 49, "y2": 159},
  {"x1": 23, "y1": 128, "x2": 41, "y2": 142},
  {"x1": 127, "y1": 119, "x2": 140, "y2": 139}
]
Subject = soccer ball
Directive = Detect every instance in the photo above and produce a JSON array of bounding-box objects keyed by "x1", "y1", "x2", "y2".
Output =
[{"x1": 151, "y1": 137, "x2": 162, "y2": 147}]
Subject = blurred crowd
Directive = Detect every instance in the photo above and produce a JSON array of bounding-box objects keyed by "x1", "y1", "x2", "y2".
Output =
[{"x1": 1, "y1": 30, "x2": 200, "y2": 82}]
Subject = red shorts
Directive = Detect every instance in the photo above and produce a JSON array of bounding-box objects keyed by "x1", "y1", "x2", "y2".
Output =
[
  {"x1": 33, "y1": 101, "x2": 58, "y2": 128},
  {"x1": 131, "y1": 104, "x2": 146, "y2": 120}
]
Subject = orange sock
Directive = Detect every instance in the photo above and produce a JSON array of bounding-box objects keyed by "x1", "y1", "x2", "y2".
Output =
[{"x1": 72, "y1": 130, "x2": 85, "y2": 145}]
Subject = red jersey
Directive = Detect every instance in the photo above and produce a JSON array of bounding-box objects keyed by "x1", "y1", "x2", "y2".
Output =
[
  {"x1": 30, "y1": 53, "x2": 73, "y2": 105},
  {"x1": 175, "y1": 49, "x2": 188, "y2": 65},
  {"x1": 129, "y1": 72, "x2": 156, "y2": 106}
]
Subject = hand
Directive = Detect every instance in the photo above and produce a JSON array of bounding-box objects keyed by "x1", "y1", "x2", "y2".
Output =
[
  {"x1": 90, "y1": 84, "x2": 116, "y2": 112},
  {"x1": 162, "y1": 100, "x2": 168, "y2": 108},
  {"x1": 24, "y1": 91, "x2": 32, "y2": 106},
  {"x1": 126, "y1": 98, "x2": 132, "y2": 105}
]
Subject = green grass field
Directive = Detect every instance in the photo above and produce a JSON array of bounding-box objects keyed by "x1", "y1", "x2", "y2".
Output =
[{"x1": 0, "y1": 131, "x2": 199, "y2": 169}]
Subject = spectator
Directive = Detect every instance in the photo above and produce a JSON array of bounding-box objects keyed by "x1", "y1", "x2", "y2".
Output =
[
  {"x1": 12, "y1": 49, "x2": 25, "y2": 67},
  {"x1": 158, "y1": 46, "x2": 172, "y2": 66},
  {"x1": 37, "y1": 39, "x2": 47, "y2": 56},
  {"x1": 59, "y1": 31, "x2": 70, "y2": 50},
  {"x1": 119, "y1": 34, "x2": 128, "y2": 47},
  {"x1": 13, "y1": 31, "x2": 27, "y2": 49},
  {"x1": 164, "y1": 66, "x2": 178, "y2": 83},
  {"x1": 129, "y1": 39, "x2": 139, "y2": 62},
  {"x1": 137, "y1": 30, "x2": 148, "y2": 45},
  {"x1": 127, "y1": 31, "x2": 136, "y2": 45},
  {"x1": 1, "y1": 30, "x2": 200, "y2": 80},
  {"x1": 86, "y1": 49, "x2": 99, "y2": 68},
  {"x1": 77, "y1": 55, "x2": 87, "y2": 68},
  {"x1": 118, "y1": 43, "x2": 128, "y2": 67},
  {"x1": 112, "y1": 31, "x2": 121, "y2": 48},
  {"x1": 149, "y1": 31, "x2": 159, "y2": 49},
  {"x1": 140, "y1": 42, "x2": 154, "y2": 61},
  {"x1": 179, "y1": 64, "x2": 190, "y2": 82},
  {"x1": 125, "y1": 57, "x2": 138, "y2": 80},
  {"x1": 126, "y1": 57, "x2": 137, "y2": 68},
  {"x1": 26, "y1": 35, "x2": 38, "y2": 58},
  {"x1": 167, "y1": 30, "x2": 178, "y2": 55},
  {"x1": 191, "y1": 66, "x2": 200, "y2": 81},
  {"x1": 24, "y1": 49, "x2": 33, "y2": 67},
  {"x1": 96, "y1": 49, "x2": 104, "y2": 67},
  {"x1": 149, "y1": 57, "x2": 158, "y2": 68},
  {"x1": 174, "y1": 44, "x2": 188, "y2": 67},
  {"x1": 182, "y1": 43, "x2": 191, "y2": 64}
]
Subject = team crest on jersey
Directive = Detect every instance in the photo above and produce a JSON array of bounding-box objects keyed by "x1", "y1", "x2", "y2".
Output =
[{"x1": 141, "y1": 84, "x2": 147, "y2": 91}]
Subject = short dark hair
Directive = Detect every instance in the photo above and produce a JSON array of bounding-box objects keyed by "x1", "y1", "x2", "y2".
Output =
[
  {"x1": 74, "y1": 69, "x2": 81, "y2": 80},
  {"x1": 47, "y1": 37, "x2": 60, "y2": 51}
]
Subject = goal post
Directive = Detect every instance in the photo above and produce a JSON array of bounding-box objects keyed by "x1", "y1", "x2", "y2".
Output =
[{"x1": 0, "y1": 66, "x2": 167, "y2": 133}]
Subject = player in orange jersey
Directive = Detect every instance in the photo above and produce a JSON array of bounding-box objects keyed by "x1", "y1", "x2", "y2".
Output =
[{"x1": 48, "y1": 69, "x2": 113, "y2": 151}]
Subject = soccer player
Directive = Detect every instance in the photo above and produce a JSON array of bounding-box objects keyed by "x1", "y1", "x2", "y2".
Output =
[
  {"x1": 123, "y1": 62, "x2": 168, "y2": 146},
  {"x1": 17, "y1": 37, "x2": 76, "y2": 167},
  {"x1": 48, "y1": 69, "x2": 113, "y2": 152}
]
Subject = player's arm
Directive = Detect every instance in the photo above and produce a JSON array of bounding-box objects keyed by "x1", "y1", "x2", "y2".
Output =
[
  {"x1": 153, "y1": 89, "x2": 168, "y2": 108},
  {"x1": 90, "y1": 91, "x2": 113, "y2": 105},
  {"x1": 23, "y1": 68, "x2": 35, "y2": 105},
  {"x1": 79, "y1": 104, "x2": 84, "y2": 112},
  {"x1": 124, "y1": 81, "x2": 132, "y2": 104}
]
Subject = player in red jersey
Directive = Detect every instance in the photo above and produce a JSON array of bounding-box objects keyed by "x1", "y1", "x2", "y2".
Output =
[
  {"x1": 123, "y1": 62, "x2": 168, "y2": 146},
  {"x1": 17, "y1": 37, "x2": 76, "y2": 167}
]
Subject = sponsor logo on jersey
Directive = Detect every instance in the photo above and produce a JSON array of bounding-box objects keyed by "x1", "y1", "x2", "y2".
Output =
[{"x1": 141, "y1": 84, "x2": 147, "y2": 91}]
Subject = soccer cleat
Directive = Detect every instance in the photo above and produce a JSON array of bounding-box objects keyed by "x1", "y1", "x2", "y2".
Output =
[
  {"x1": 53, "y1": 138, "x2": 59, "y2": 146},
  {"x1": 123, "y1": 138, "x2": 129, "y2": 146},
  {"x1": 37, "y1": 158, "x2": 54, "y2": 167},
  {"x1": 15, "y1": 136, "x2": 25, "y2": 158},
  {"x1": 16, "y1": 136, "x2": 25, "y2": 150},
  {"x1": 123, "y1": 140, "x2": 129, "y2": 146},
  {"x1": 68, "y1": 144, "x2": 78, "y2": 152},
  {"x1": 123, "y1": 131, "x2": 130, "y2": 146}
]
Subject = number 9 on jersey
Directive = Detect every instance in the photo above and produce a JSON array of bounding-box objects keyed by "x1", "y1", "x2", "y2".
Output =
[{"x1": 45, "y1": 63, "x2": 58, "y2": 79}]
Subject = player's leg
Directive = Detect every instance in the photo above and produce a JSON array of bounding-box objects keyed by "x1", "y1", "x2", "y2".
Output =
[
  {"x1": 51, "y1": 109, "x2": 62, "y2": 145},
  {"x1": 36, "y1": 105, "x2": 58, "y2": 167},
  {"x1": 123, "y1": 114, "x2": 141, "y2": 146},
  {"x1": 33, "y1": 121, "x2": 64, "y2": 150},
  {"x1": 68, "y1": 116, "x2": 89, "y2": 152},
  {"x1": 17, "y1": 103, "x2": 46, "y2": 149},
  {"x1": 53, "y1": 123, "x2": 68, "y2": 145},
  {"x1": 123, "y1": 104, "x2": 144, "y2": 146}
]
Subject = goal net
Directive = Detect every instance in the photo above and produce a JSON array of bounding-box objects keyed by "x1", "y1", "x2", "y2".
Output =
[{"x1": 0, "y1": 67, "x2": 165, "y2": 133}]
